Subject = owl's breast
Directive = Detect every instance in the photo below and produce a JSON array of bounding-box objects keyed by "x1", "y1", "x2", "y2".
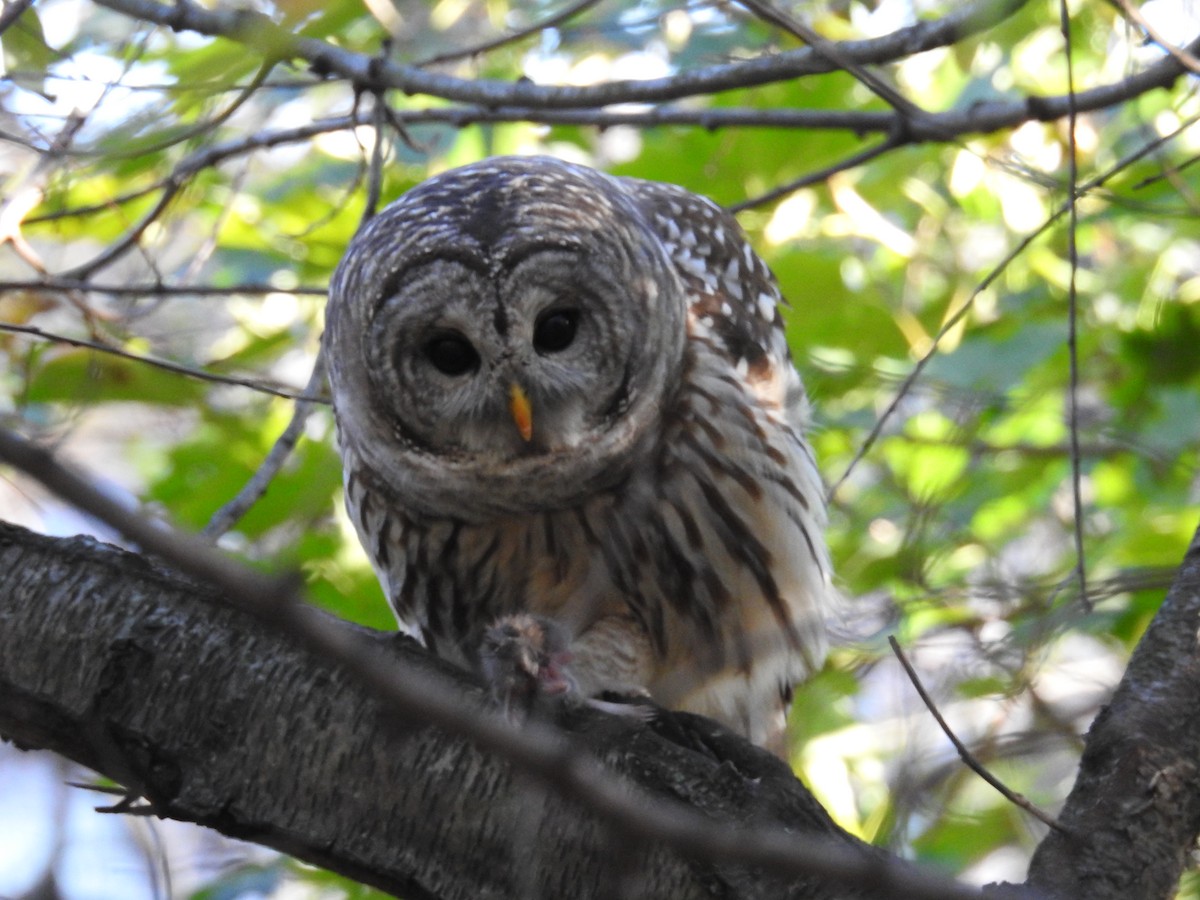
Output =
[{"x1": 346, "y1": 466, "x2": 633, "y2": 664}]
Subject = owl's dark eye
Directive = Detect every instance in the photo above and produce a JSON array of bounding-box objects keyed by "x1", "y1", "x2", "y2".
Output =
[
  {"x1": 533, "y1": 310, "x2": 579, "y2": 354},
  {"x1": 424, "y1": 333, "x2": 479, "y2": 376}
]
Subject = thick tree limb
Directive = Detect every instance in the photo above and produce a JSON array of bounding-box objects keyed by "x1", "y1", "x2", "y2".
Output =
[
  {"x1": 1026, "y1": 520, "x2": 1200, "y2": 899},
  {"x1": 0, "y1": 429, "x2": 991, "y2": 900},
  {"x1": 3, "y1": 493, "x2": 1200, "y2": 898},
  {"x1": 0, "y1": 521, "x2": 983, "y2": 900}
]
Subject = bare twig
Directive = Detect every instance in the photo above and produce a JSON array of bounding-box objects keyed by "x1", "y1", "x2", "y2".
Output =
[
  {"x1": 59, "y1": 179, "x2": 181, "y2": 281},
  {"x1": 0, "y1": 279, "x2": 326, "y2": 296},
  {"x1": 101, "y1": 59, "x2": 277, "y2": 161},
  {"x1": 888, "y1": 636, "x2": 1066, "y2": 832},
  {"x1": 88, "y1": 0, "x2": 1028, "y2": 109},
  {"x1": 183, "y1": 167, "x2": 247, "y2": 286},
  {"x1": 202, "y1": 352, "x2": 327, "y2": 539},
  {"x1": 362, "y1": 94, "x2": 387, "y2": 224},
  {"x1": 0, "y1": 114, "x2": 87, "y2": 272},
  {"x1": 26, "y1": 117, "x2": 368, "y2": 224},
  {"x1": 827, "y1": 111, "x2": 1200, "y2": 502},
  {"x1": 0, "y1": 427, "x2": 990, "y2": 900},
  {"x1": 1132, "y1": 150, "x2": 1200, "y2": 189},
  {"x1": 52, "y1": 73, "x2": 349, "y2": 279},
  {"x1": 734, "y1": 0, "x2": 924, "y2": 118},
  {"x1": 0, "y1": 0, "x2": 34, "y2": 36},
  {"x1": 0, "y1": 320, "x2": 322, "y2": 401},
  {"x1": 1059, "y1": 0, "x2": 1090, "y2": 610},
  {"x1": 898, "y1": 432, "x2": 1168, "y2": 464},
  {"x1": 1112, "y1": 0, "x2": 1200, "y2": 75},
  {"x1": 728, "y1": 135, "x2": 905, "y2": 212},
  {"x1": 415, "y1": 0, "x2": 604, "y2": 67}
]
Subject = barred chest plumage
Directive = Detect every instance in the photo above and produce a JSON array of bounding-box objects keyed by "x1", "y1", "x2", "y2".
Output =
[{"x1": 340, "y1": 336, "x2": 830, "y2": 747}]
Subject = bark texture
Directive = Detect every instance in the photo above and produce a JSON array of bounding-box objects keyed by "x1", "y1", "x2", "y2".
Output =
[
  {"x1": 0, "y1": 521, "x2": 864, "y2": 899},
  {"x1": 4, "y1": 517, "x2": 1200, "y2": 899},
  {"x1": 1026, "y1": 522, "x2": 1200, "y2": 898}
]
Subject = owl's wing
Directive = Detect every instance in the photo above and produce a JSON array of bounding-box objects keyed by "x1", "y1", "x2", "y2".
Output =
[
  {"x1": 617, "y1": 177, "x2": 811, "y2": 437},
  {"x1": 618, "y1": 177, "x2": 834, "y2": 748}
]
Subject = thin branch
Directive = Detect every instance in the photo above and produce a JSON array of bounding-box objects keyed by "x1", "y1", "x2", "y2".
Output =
[
  {"x1": 888, "y1": 636, "x2": 1066, "y2": 833},
  {"x1": 100, "y1": 59, "x2": 277, "y2": 161},
  {"x1": 58, "y1": 178, "x2": 181, "y2": 281},
  {"x1": 728, "y1": 134, "x2": 905, "y2": 212},
  {"x1": 891, "y1": 566, "x2": 1176, "y2": 610},
  {"x1": 734, "y1": 0, "x2": 925, "y2": 118},
  {"x1": 826, "y1": 221, "x2": 1056, "y2": 502},
  {"x1": 0, "y1": 320, "x2": 322, "y2": 401},
  {"x1": 1132, "y1": 150, "x2": 1200, "y2": 189},
  {"x1": 1060, "y1": 0, "x2": 1089, "y2": 610},
  {"x1": 1112, "y1": 0, "x2": 1200, "y2": 75},
  {"x1": 0, "y1": 113, "x2": 87, "y2": 272},
  {"x1": 0, "y1": 279, "x2": 326, "y2": 296},
  {"x1": 91, "y1": 0, "x2": 1029, "y2": 109},
  {"x1": 26, "y1": 116, "x2": 366, "y2": 225},
  {"x1": 827, "y1": 111, "x2": 1200, "y2": 502},
  {"x1": 3, "y1": 68, "x2": 323, "y2": 96},
  {"x1": 202, "y1": 352, "x2": 327, "y2": 539},
  {"x1": 87, "y1": 0, "x2": 1200, "y2": 144},
  {"x1": 181, "y1": 164, "x2": 247, "y2": 284},
  {"x1": 898, "y1": 432, "x2": 1169, "y2": 465},
  {"x1": 362, "y1": 92, "x2": 387, "y2": 224},
  {"x1": 0, "y1": 0, "x2": 34, "y2": 38},
  {"x1": 415, "y1": 0, "x2": 605, "y2": 67},
  {"x1": 0, "y1": 427, "x2": 994, "y2": 900}
]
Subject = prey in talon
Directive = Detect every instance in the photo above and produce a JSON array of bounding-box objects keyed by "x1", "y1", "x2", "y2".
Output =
[{"x1": 479, "y1": 613, "x2": 576, "y2": 717}]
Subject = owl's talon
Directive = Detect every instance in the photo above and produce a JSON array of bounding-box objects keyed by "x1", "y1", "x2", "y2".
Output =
[{"x1": 586, "y1": 694, "x2": 657, "y2": 723}]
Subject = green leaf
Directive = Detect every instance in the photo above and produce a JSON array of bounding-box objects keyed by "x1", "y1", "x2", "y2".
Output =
[
  {"x1": 1, "y1": 6, "x2": 54, "y2": 90},
  {"x1": 25, "y1": 350, "x2": 207, "y2": 407}
]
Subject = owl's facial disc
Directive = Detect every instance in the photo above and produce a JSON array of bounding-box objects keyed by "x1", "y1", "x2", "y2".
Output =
[
  {"x1": 331, "y1": 157, "x2": 692, "y2": 513},
  {"x1": 368, "y1": 250, "x2": 641, "y2": 461}
]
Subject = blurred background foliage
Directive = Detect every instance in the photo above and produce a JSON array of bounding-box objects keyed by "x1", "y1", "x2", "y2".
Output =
[{"x1": 0, "y1": 0, "x2": 1198, "y2": 895}]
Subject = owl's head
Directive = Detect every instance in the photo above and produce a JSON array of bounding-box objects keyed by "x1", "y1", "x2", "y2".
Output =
[{"x1": 326, "y1": 156, "x2": 688, "y2": 517}]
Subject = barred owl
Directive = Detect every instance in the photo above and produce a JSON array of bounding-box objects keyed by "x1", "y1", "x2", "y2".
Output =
[{"x1": 325, "y1": 156, "x2": 834, "y2": 753}]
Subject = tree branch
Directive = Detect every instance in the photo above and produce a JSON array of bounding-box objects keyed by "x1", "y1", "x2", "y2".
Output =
[
  {"x1": 0, "y1": 519, "x2": 991, "y2": 900},
  {"x1": 414, "y1": 0, "x2": 604, "y2": 67},
  {"x1": 1026, "y1": 519, "x2": 1200, "y2": 899},
  {"x1": 0, "y1": 278, "x2": 326, "y2": 296},
  {"x1": 87, "y1": 0, "x2": 1198, "y2": 153},
  {"x1": 0, "y1": 320, "x2": 321, "y2": 401},
  {"x1": 0, "y1": 429, "x2": 991, "y2": 899},
  {"x1": 92, "y1": 0, "x2": 1028, "y2": 109}
]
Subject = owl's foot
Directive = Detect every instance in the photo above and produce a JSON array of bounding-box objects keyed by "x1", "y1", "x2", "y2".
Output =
[
  {"x1": 587, "y1": 691, "x2": 657, "y2": 722},
  {"x1": 478, "y1": 613, "x2": 577, "y2": 718}
]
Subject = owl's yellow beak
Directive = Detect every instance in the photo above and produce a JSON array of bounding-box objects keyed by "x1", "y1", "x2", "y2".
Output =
[{"x1": 508, "y1": 383, "x2": 533, "y2": 442}]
